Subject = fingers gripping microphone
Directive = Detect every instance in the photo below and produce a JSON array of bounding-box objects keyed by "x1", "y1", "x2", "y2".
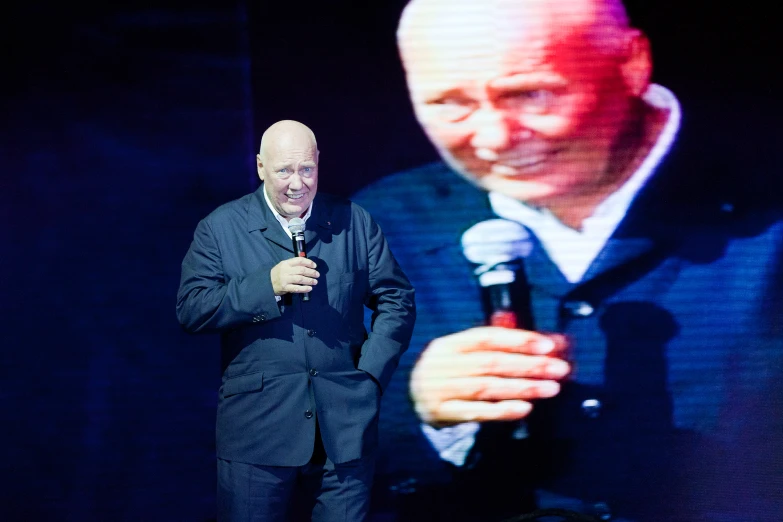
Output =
[
  {"x1": 462, "y1": 219, "x2": 534, "y2": 440},
  {"x1": 461, "y1": 219, "x2": 533, "y2": 329},
  {"x1": 287, "y1": 217, "x2": 309, "y2": 302}
]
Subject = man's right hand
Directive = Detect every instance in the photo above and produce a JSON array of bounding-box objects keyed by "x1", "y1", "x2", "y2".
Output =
[
  {"x1": 270, "y1": 258, "x2": 320, "y2": 296},
  {"x1": 410, "y1": 327, "x2": 570, "y2": 426}
]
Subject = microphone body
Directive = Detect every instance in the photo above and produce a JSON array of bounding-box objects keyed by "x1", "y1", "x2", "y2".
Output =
[
  {"x1": 461, "y1": 219, "x2": 534, "y2": 330},
  {"x1": 462, "y1": 219, "x2": 534, "y2": 440},
  {"x1": 288, "y1": 218, "x2": 310, "y2": 302},
  {"x1": 481, "y1": 270, "x2": 520, "y2": 329}
]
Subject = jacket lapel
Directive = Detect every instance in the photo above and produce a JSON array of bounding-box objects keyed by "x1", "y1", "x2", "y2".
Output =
[
  {"x1": 304, "y1": 195, "x2": 332, "y2": 259},
  {"x1": 574, "y1": 137, "x2": 689, "y2": 285},
  {"x1": 580, "y1": 235, "x2": 657, "y2": 283},
  {"x1": 246, "y1": 185, "x2": 294, "y2": 254},
  {"x1": 246, "y1": 186, "x2": 335, "y2": 258}
]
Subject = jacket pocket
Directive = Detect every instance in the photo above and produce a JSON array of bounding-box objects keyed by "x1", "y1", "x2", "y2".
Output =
[{"x1": 222, "y1": 371, "x2": 264, "y2": 398}]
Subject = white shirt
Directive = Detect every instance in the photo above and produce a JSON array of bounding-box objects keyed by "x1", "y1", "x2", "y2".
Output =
[
  {"x1": 262, "y1": 187, "x2": 313, "y2": 302},
  {"x1": 262, "y1": 186, "x2": 313, "y2": 238},
  {"x1": 423, "y1": 84, "x2": 682, "y2": 466}
]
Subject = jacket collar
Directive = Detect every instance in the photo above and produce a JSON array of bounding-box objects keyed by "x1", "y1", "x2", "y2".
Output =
[{"x1": 246, "y1": 184, "x2": 333, "y2": 253}]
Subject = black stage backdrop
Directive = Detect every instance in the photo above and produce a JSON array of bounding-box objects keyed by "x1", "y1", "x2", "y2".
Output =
[
  {"x1": 0, "y1": 1, "x2": 780, "y2": 520},
  {"x1": 1, "y1": 2, "x2": 251, "y2": 520}
]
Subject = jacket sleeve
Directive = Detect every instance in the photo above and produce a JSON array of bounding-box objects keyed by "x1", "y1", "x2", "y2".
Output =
[
  {"x1": 356, "y1": 209, "x2": 417, "y2": 393},
  {"x1": 176, "y1": 217, "x2": 282, "y2": 333}
]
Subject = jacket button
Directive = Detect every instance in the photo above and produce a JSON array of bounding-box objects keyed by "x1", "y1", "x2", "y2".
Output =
[
  {"x1": 309, "y1": 368, "x2": 318, "y2": 376},
  {"x1": 304, "y1": 410, "x2": 314, "y2": 419},
  {"x1": 252, "y1": 314, "x2": 266, "y2": 323},
  {"x1": 563, "y1": 300, "x2": 594, "y2": 317},
  {"x1": 307, "y1": 329, "x2": 316, "y2": 337}
]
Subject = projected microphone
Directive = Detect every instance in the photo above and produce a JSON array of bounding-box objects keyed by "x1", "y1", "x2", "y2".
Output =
[
  {"x1": 287, "y1": 217, "x2": 310, "y2": 302},
  {"x1": 461, "y1": 219, "x2": 534, "y2": 440},
  {"x1": 461, "y1": 219, "x2": 533, "y2": 329}
]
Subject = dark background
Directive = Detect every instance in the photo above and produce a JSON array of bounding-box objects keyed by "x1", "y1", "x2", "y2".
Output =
[{"x1": 0, "y1": 1, "x2": 779, "y2": 520}]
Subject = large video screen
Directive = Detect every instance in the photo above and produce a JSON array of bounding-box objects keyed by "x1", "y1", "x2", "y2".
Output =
[
  {"x1": 3, "y1": 0, "x2": 779, "y2": 520},
  {"x1": 249, "y1": 1, "x2": 782, "y2": 521}
]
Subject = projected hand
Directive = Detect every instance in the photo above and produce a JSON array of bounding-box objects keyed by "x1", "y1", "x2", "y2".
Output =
[
  {"x1": 410, "y1": 327, "x2": 570, "y2": 425},
  {"x1": 270, "y1": 258, "x2": 319, "y2": 296}
]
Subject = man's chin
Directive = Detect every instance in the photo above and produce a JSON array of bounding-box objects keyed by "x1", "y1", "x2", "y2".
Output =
[
  {"x1": 479, "y1": 175, "x2": 559, "y2": 205},
  {"x1": 282, "y1": 203, "x2": 308, "y2": 219}
]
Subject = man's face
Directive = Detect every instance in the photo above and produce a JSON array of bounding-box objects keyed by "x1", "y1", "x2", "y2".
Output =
[
  {"x1": 401, "y1": 7, "x2": 643, "y2": 206},
  {"x1": 258, "y1": 130, "x2": 319, "y2": 220}
]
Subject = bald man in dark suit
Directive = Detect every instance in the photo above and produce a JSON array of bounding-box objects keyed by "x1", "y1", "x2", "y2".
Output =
[{"x1": 178, "y1": 120, "x2": 416, "y2": 521}]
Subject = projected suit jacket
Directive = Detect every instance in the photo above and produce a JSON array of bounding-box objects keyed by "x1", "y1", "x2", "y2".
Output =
[
  {"x1": 352, "y1": 114, "x2": 783, "y2": 521},
  {"x1": 176, "y1": 187, "x2": 415, "y2": 466}
]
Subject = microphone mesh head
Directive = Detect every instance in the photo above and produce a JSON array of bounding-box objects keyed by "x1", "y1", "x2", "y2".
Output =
[
  {"x1": 461, "y1": 219, "x2": 532, "y2": 267},
  {"x1": 288, "y1": 217, "x2": 306, "y2": 234}
]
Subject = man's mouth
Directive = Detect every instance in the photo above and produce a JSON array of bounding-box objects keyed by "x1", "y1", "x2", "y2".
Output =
[
  {"x1": 286, "y1": 193, "x2": 305, "y2": 200},
  {"x1": 490, "y1": 157, "x2": 547, "y2": 176},
  {"x1": 488, "y1": 150, "x2": 559, "y2": 176}
]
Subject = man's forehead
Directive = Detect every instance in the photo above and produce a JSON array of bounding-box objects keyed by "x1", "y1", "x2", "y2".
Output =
[
  {"x1": 270, "y1": 149, "x2": 318, "y2": 164},
  {"x1": 402, "y1": 29, "x2": 583, "y2": 98},
  {"x1": 399, "y1": 0, "x2": 616, "y2": 31},
  {"x1": 267, "y1": 132, "x2": 317, "y2": 156},
  {"x1": 399, "y1": 0, "x2": 625, "y2": 70},
  {"x1": 400, "y1": 4, "x2": 595, "y2": 75},
  {"x1": 400, "y1": 0, "x2": 595, "y2": 44},
  {"x1": 404, "y1": 34, "x2": 556, "y2": 75}
]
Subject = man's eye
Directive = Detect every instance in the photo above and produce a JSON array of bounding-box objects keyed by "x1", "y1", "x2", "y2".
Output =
[
  {"x1": 428, "y1": 98, "x2": 474, "y2": 122},
  {"x1": 527, "y1": 90, "x2": 556, "y2": 103},
  {"x1": 503, "y1": 90, "x2": 557, "y2": 113},
  {"x1": 302, "y1": 167, "x2": 311, "y2": 173},
  {"x1": 278, "y1": 168, "x2": 288, "y2": 174}
]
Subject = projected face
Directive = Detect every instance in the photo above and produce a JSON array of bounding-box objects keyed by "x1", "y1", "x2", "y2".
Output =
[
  {"x1": 257, "y1": 124, "x2": 319, "y2": 220},
  {"x1": 400, "y1": 2, "x2": 648, "y2": 207}
]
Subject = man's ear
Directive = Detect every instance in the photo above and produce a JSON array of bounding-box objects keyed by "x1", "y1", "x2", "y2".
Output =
[
  {"x1": 620, "y1": 29, "x2": 652, "y2": 98},
  {"x1": 256, "y1": 154, "x2": 265, "y2": 181}
]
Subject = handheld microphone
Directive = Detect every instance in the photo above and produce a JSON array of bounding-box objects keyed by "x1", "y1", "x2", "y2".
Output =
[
  {"x1": 461, "y1": 219, "x2": 534, "y2": 440},
  {"x1": 461, "y1": 219, "x2": 533, "y2": 329},
  {"x1": 287, "y1": 217, "x2": 309, "y2": 302}
]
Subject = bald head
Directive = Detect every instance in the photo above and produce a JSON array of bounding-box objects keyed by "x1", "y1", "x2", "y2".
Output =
[
  {"x1": 256, "y1": 120, "x2": 319, "y2": 220},
  {"x1": 393, "y1": 0, "x2": 656, "y2": 222},
  {"x1": 398, "y1": 0, "x2": 631, "y2": 61},
  {"x1": 259, "y1": 120, "x2": 318, "y2": 164}
]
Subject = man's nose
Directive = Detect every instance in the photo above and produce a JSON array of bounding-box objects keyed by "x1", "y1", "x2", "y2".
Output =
[
  {"x1": 288, "y1": 173, "x2": 303, "y2": 190},
  {"x1": 469, "y1": 108, "x2": 523, "y2": 156}
]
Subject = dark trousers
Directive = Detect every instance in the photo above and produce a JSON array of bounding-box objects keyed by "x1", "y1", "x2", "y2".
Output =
[{"x1": 217, "y1": 425, "x2": 375, "y2": 522}]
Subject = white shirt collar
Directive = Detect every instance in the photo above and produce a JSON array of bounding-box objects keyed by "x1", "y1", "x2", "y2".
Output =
[
  {"x1": 262, "y1": 185, "x2": 313, "y2": 239},
  {"x1": 489, "y1": 84, "x2": 681, "y2": 283}
]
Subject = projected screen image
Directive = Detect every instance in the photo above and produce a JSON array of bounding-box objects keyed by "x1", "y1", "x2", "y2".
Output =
[
  {"x1": 8, "y1": 0, "x2": 781, "y2": 520},
  {"x1": 250, "y1": 1, "x2": 782, "y2": 521}
]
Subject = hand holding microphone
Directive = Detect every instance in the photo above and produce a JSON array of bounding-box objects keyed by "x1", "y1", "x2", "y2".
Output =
[
  {"x1": 408, "y1": 219, "x2": 570, "y2": 427},
  {"x1": 269, "y1": 218, "x2": 319, "y2": 299}
]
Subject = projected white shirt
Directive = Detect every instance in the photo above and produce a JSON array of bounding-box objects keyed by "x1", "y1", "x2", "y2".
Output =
[{"x1": 423, "y1": 84, "x2": 682, "y2": 466}]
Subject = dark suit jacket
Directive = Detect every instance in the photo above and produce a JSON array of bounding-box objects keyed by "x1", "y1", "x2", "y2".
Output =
[
  {"x1": 176, "y1": 186, "x2": 415, "y2": 466},
  {"x1": 352, "y1": 112, "x2": 783, "y2": 520}
]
